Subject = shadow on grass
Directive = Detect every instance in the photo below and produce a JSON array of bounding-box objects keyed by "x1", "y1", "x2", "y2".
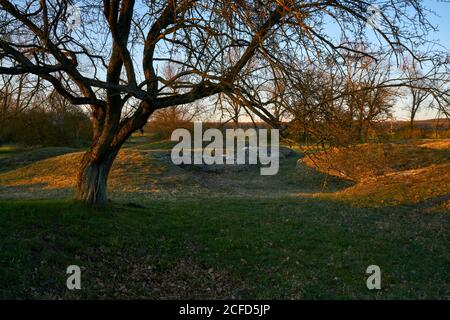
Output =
[{"x1": 0, "y1": 197, "x2": 448, "y2": 299}]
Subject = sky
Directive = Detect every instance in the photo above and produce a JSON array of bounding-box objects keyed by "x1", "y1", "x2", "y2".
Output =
[
  {"x1": 321, "y1": 1, "x2": 450, "y2": 121},
  {"x1": 125, "y1": 1, "x2": 450, "y2": 122},
  {"x1": 426, "y1": 0, "x2": 450, "y2": 50},
  {"x1": 395, "y1": 0, "x2": 450, "y2": 120},
  {"x1": 64, "y1": 1, "x2": 450, "y2": 122}
]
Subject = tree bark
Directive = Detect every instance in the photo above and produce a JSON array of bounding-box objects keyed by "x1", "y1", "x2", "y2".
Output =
[
  {"x1": 75, "y1": 146, "x2": 119, "y2": 206},
  {"x1": 357, "y1": 118, "x2": 365, "y2": 143}
]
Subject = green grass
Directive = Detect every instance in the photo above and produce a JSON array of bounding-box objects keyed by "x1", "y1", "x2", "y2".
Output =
[
  {"x1": 0, "y1": 137, "x2": 449, "y2": 299},
  {"x1": 1, "y1": 198, "x2": 448, "y2": 299},
  {"x1": 124, "y1": 134, "x2": 177, "y2": 150}
]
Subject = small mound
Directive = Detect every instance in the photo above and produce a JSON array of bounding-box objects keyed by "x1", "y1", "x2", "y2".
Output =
[
  {"x1": 418, "y1": 138, "x2": 450, "y2": 150},
  {"x1": 0, "y1": 149, "x2": 167, "y2": 193},
  {"x1": 0, "y1": 147, "x2": 78, "y2": 172},
  {"x1": 302, "y1": 142, "x2": 449, "y2": 182},
  {"x1": 327, "y1": 163, "x2": 450, "y2": 207}
]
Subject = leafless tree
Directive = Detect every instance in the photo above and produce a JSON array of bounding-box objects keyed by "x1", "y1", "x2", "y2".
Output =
[
  {"x1": 0, "y1": 0, "x2": 440, "y2": 204},
  {"x1": 0, "y1": 72, "x2": 44, "y2": 138},
  {"x1": 343, "y1": 54, "x2": 397, "y2": 143},
  {"x1": 402, "y1": 59, "x2": 431, "y2": 131}
]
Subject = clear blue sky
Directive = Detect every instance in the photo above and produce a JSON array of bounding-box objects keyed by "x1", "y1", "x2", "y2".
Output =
[{"x1": 426, "y1": 0, "x2": 450, "y2": 49}]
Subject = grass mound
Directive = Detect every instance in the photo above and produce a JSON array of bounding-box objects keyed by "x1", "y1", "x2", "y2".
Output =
[
  {"x1": 417, "y1": 138, "x2": 450, "y2": 150},
  {"x1": 330, "y1": 163, "x2": 450, "y2": 207},
  {"x1": 0, "y1": 149, "x2": 167, "y2": 194},
  {"x1": 0, "y1": 139, "x2": 448, "y2": 208},
  {"x1": 298, "y1": 141, "x2": 450, "y2": 208},
  {"x1": 0, "y1": 146, "x2": 79, "y2": 173},
  {"x1": 302, "y1": 142, "x2": 449, "y2": 182}
]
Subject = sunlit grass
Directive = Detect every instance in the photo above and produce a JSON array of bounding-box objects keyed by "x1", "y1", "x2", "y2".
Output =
[
  {"x1": 417, "y1": 138, "x2": 450, "y2": 150},
  {"x1": 0, "y1": 138, "x2": 449, "y2": 209},
  {"x1": 0, "y1": 149, "x2": 168, "y2": 194},
  {"x1": 298, "y1": 141, "x2": 450, "y2": 208},
  {"x1": 302, "y1": 142, "x2": 449, "y2": 182},
  {"x1": 319, "y1": 163, "x2": 450, "y2": 207}
]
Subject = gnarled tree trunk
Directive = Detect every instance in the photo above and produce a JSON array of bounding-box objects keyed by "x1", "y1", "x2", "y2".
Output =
[
  {"x1": 76, "y1": 147, "x2": 120, "y2": 206},
  {"x1": 75, "y1": 99, "x2": 153, "y2": 206}
]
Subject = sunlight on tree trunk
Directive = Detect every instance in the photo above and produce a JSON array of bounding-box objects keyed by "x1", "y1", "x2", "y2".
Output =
[{"x1": 76, "y1": 148, "x2": 119, "y2": 206}]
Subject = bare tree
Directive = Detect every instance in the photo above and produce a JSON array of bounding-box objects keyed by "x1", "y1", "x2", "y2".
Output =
[
  {"x1": 344, "y1": 55, "x2": 397, "y2": 143},
  {"x1": 400, "y1": 58, "x2": 433, "y2": 133},
  {"x1": 0, "y1": 72, "x2": 44, "y2": 140},
  {"x1": 0, "y1": 0, "x2": 437, "y2": 204}
]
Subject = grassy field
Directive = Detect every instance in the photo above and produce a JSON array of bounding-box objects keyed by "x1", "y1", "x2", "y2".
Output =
[
  {"x1": 1, "y1": 198, "x2": 449, "y2": 299},
  {"x1": 0, "y1": 136, "x2": 449, "y2": 299}
]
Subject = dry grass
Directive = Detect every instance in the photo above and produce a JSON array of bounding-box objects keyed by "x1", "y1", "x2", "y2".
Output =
[
  {"x1": 0, "y1": 145, "x2": 17, "y2": 153},
  {"x1": 0, "y1": 139, "x2": 448, "y2": 210},
  {"x1": 327, "y1": 163, "x2": 450, "y2": 207},
  {"x1": 0, "y1": 149, "x2": 168, "y2": 194},
  {"x1": 299, "y1": 141, "x2": 450, "y2": 208},
  {"x1": 417, "y1": 138, "x2": 450, "y2": 150},
  {"x1": 302, "y1": 142, "x2": 449, "y2": 182}
]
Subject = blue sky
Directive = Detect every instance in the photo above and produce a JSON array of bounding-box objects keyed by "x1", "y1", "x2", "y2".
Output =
[
  {"x1": 427, "y1": 0, "x2": 450, "y2": 49},
  {"x1": 396, "y1": 0, "x2": 450, "y2": 120},
  {"x1": 74, "y1": 1, "x2": 450, "y2": 121}
]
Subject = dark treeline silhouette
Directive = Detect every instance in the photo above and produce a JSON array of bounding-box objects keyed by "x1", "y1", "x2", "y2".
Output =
[{"x1": 0, "y1": 106, "x2": 91, "y2": 147}]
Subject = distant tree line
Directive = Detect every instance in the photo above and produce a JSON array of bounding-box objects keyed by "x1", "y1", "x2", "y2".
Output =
[{"x1": 0, "y1": 75, "x2": 91, "y2": 147}]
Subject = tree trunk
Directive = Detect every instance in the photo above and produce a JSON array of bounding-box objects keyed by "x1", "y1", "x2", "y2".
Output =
[
  {"x1": 409, "y1": 115, "x2": 416, "y2": 138},
  {"x1": 363, "y1": 120, "x2": 370, "y2": 143},
  {"x1": 75, "y1": 99, "x2": 151, "y2": 206},
  {"x1": 357, "y1": 118, "x2": 365, "y2": 143},
  {"x1": 76, "y1": 147, "x2": 119, "y2": 206}
]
